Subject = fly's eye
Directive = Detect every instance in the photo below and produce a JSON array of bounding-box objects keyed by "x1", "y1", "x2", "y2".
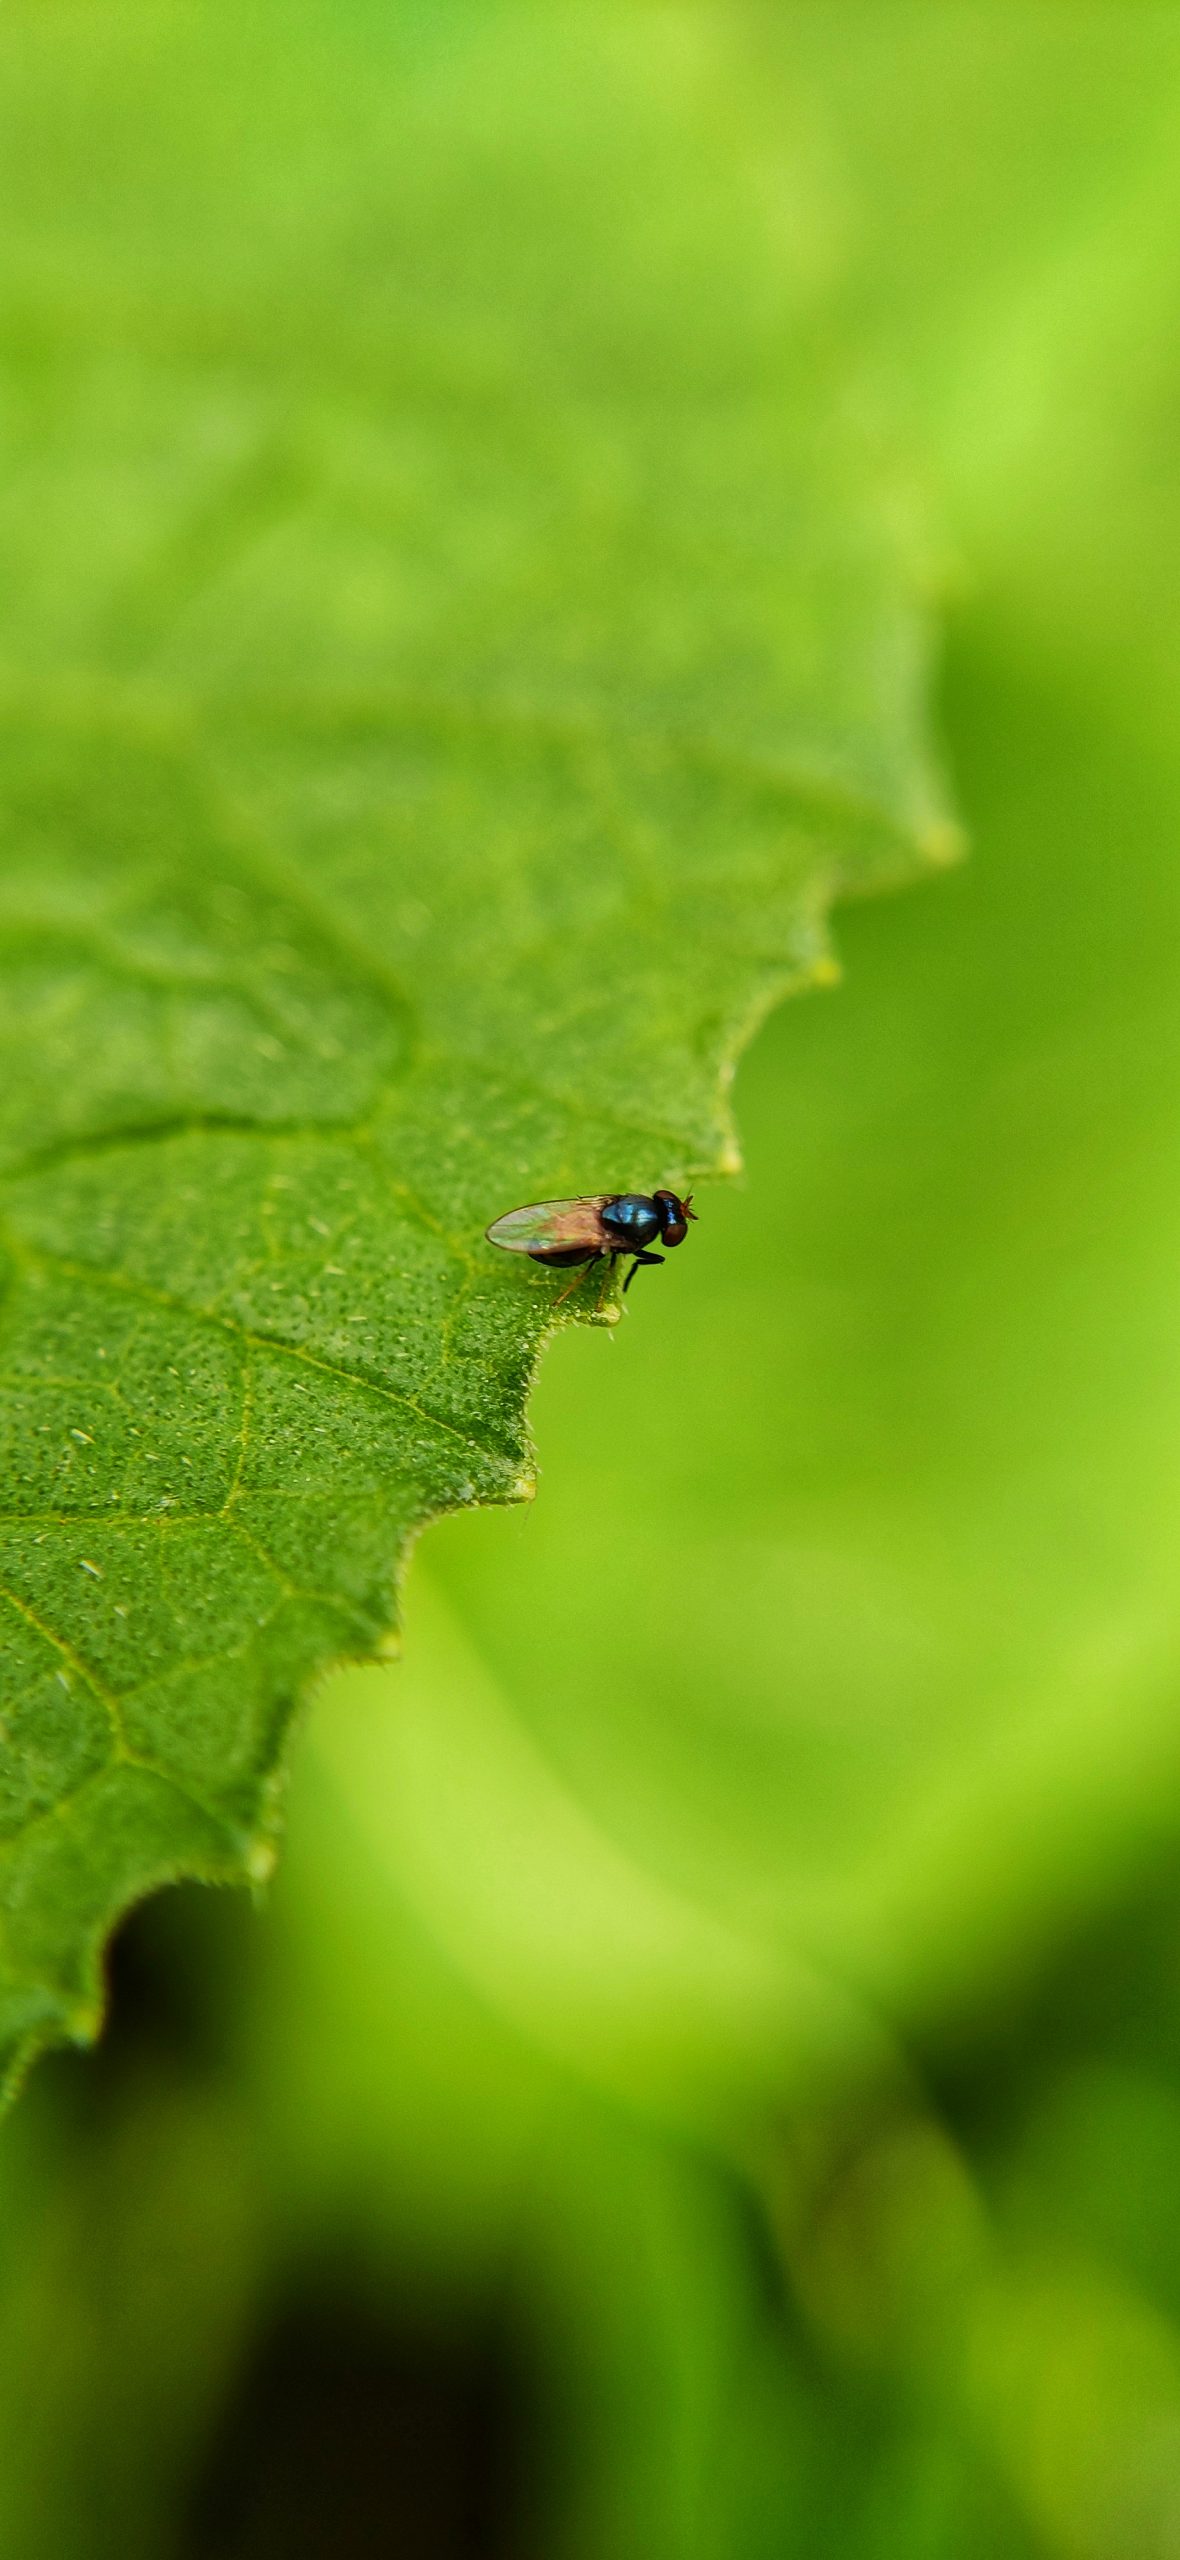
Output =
[{"x1": 654, "y1": 1190, "x2": 689, "y2": 1247}]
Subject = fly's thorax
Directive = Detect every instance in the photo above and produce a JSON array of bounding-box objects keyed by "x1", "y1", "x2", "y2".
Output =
[{"x1": 600, "y1": 1194, "x2": 661, "y2": 1250}]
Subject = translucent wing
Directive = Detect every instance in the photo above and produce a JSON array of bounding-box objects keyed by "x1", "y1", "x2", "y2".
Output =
[{"x1": 485, "y1": 1196, "x2": 612, "y2": 1253}]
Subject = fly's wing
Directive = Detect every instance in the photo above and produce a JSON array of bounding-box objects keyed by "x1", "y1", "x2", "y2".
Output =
[{"x1": 485, "y1": 1197, "x2": 611, "y2": 1254}]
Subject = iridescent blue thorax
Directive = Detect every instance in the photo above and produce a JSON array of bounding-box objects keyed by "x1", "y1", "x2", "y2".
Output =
[{"x1": 600, "y1": 1194, "x2": 661, "y2": 1250}]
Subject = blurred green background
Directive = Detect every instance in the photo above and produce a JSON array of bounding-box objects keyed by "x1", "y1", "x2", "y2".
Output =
[{"x1": 9, "y1": 5, "x2": 1180, "y2": 2555}]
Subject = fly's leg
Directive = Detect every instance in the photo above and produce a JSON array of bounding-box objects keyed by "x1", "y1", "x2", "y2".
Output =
[
  {"x1": 553, "y1": 1254, "x2": 603, "y2": 1308},
  {"x1": 623, "y1": 1250, "x2": 665, "y2": 1294}
]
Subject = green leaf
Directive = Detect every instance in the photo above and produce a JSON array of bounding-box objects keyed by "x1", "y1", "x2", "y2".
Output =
[
  {"x1": 0, "y1": 0, "x2": 951, "y2": 2093},
  {"x1": 279, "y1": 0, "x2": 1180, "y2": 2168}
]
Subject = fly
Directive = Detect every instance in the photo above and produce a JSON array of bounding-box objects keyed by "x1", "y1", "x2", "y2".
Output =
[{"x1": 485, "y1": 1190, "x2": 697, "y2": 1297}]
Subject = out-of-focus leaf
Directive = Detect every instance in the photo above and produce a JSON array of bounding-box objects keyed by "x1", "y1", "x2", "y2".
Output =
[
  {"x1": 0, "y1": 0, "x2": 951, "y2": 2092},
  {"x1": 0, "y1": 2072, "x2": 259, "y2": 2560}
]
